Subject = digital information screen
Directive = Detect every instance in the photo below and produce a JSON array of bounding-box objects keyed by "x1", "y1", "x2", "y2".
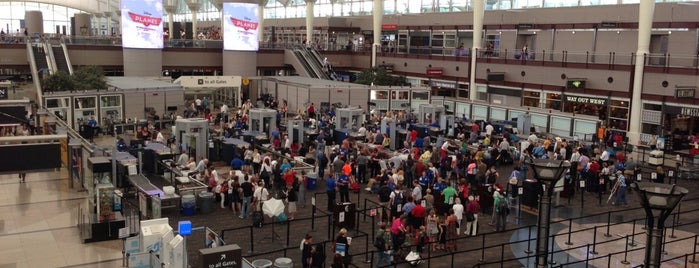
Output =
[
  {"x1": 223, "y1": 3, "x2": 259, "y2": 51},
  {"x1": 121, "y1": 0, "x2": 164, "y2": 49}
]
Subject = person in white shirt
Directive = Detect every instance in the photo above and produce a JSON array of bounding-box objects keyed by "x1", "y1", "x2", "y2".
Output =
[
  {"x1": 253, "y1": 181, "x2": 270, "y2": 211},
  {"x1": 527, "y1": 133, "x2": 538, "y2": 145},
  {"x1": 485, "y1": 122, "x2": 494, "y2": 136},
  {"x1": 357, "y1": 124, "x2": 367, "y2": 137},
  {"x1": 221, "y1": 104, "x2": 229, "y2": 114},
  {"x1": 452, "y1": 197, "x2": 465, "y2": 229},
  {"x1": 412, "y1": 180, "x2": 423, "y2": 202},
  {"x1": 177, "y1": 150, "x2": 189, "y2": 166},
  {"x1": 155, "y1": 129, "x2": 165, "y2": 143},
  {"x1": 600, "y1": 148, "x2": 610, "y2": 162}
]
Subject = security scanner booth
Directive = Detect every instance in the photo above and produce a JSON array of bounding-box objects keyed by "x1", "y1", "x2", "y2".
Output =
[
  {"x1": 113, "y1": 151, "x2": 138, "y2": 188},
  {"x1": 418, "y1": 104, "x2": 445, "y2": 125},
  {"x1": 175, "y1": 118, "x2": 209, "y2": 161},
  {"x1": 288, "y1": 119, "x2": 306, "y2": 145},
  {"x1": 380, "y1": 116, "x2": 401, "y2": 150},
  {"x1": 246, "y1": 108, "x2": 276, "y2": 144},
  {"x1": 440, "y1": 114, "x2": 456, "y2": 137},
  {"x1": 337, "y1": 107, "x2": 365, "y2": 130}
]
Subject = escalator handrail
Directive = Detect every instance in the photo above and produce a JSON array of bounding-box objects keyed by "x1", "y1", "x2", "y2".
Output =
[{"x1": 293, "y1": 50, "x2": 318, "y2": 78}]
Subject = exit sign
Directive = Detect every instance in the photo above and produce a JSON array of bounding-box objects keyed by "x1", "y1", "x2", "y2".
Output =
[{"x1": 566, "y1": 79, "x2": 586, "y2": 89}]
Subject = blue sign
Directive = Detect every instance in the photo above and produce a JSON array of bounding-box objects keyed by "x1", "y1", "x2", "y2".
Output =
[{"x1": 178, "y1": 221, "x2": 192, "y2": 236}]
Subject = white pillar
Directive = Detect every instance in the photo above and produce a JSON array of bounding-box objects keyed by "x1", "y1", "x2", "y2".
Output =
[
  {"x1": 628, "y1": 0, "x2": 655, "y2": 146},
  {"x1": 258, "y1": 3, "x2": 265, "y2": 42},
  {"x1": 103, "y1": 12, "x2": 113, "y2": 35},
  {"x1": 186, "y1": 2, "x2": 200, "y2": 38},
  {"x1": 371, "y1": 0, "x2": 383, "y2": 67},
  {"x1": 164, "y1": 0, "x2": 177, "y2": 41},
  {"x1": 469, "y1": 0, "x2": 484, "y2": 101},
  {"x1": 305, "y1": 0, "x2": 315, "y2": 44}
]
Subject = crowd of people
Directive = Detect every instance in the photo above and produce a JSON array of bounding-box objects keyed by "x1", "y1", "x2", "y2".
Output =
[{"x1": 119, "y1": 90, "x2": 655, "y2": 267}]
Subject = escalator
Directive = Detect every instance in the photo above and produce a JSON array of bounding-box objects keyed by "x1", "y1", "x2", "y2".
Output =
[
  {"x1": 27, "y1": 42, "x2": 49, "y2": 104},
  {"x1": 305, "y1": 48, "x2": 336, "y2": 80},
  {"x1": 284, "y1": 49, "x2": 317, "y2": 78},
  {"x1": 299, "y1": 48, "x2": 330, "y2": 80},
  {"x1": 52, "y1": 46, "x2": 71, "y2": 74}
]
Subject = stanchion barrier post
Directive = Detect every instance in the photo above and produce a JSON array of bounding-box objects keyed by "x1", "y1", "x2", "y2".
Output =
[
  {"x1": 549, "y1": 233, "x2": 557, "y2": 265},
  {"x1": 585, "y1": 244, "x2": 591, "y2": 266},
  {"x1": 607, "y1": 253, "x2": 612, "y2": 267},
  {"x1": 591, "y1": 226, "x2": 599, "y2": 254},
  {"x1": 364, "y1": 214, "x2": 374, "y2": 264},
  {"x1": 676, "y1": 201, "x2": 683, "y2": 224},
  {"x1": 500, "y1": 243, "x2": 506, "y2": 268},
  {"x1": 328, "y1": 214, "x2": 333, "y2": 241},
  {"x1": 604, "y1": 211, "x2": 612, "y2": 237},
  {"x1": 621, "y1": 235, "x2": 631, "y2": 264},
  {"x1": 479, "y1": 234, "x2": 486, "y2": 263},
  {"x1": 286, "y1": 218, "x2": 291, "y2": 247},
  {"x1": 363, "y1": 199, "x2": 367, "y2": 222},
  {"x1": 565, "y1": 218, "x2": 574, "y2": 245},
  {"x1": 311, "y1": 201, "x2": 316, "y2": 230},
  {"x1": 629, "y1": 219, "x2": 638, "y2": 247},
  {"x1": 250, "y1": 225, "x2": 254, "y2": 253},
  {"x1": 690, "y1": 235, "x2": 698, "y2": 264},
  {"x1": 670, "y1": 212, "x2": 678, "y2": 239},
  {"x1": 524, "y1": 225, "x2": 534, "y2": 254}
]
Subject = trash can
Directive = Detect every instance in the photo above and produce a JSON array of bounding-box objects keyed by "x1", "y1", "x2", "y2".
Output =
[
  {"x1": 199, "y1": 191, "x2": 214, "y2": 214},
  {"x1": 273, "y1": 257, "x2": 293, "y2": 268},
  {"x1": 306, "y1": 173, "x2": 317, "y2": 190},
  {"x1": 182, "y1": 194, "x2": 196, "y2": 216},
  {"x1": 251, "y1": 259, "x2": 273, "y2": 268}
]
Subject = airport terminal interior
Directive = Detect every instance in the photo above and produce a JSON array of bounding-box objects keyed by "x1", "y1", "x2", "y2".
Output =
[{"x1": 1, "y1": 0, "x2": 699, "y2": 267}]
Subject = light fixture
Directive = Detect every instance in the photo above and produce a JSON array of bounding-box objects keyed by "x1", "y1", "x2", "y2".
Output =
[{"x1": 572, "y1": 31, "x2": 576, "y2": 34}]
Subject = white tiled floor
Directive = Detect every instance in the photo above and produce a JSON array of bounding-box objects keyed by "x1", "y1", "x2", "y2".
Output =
[{"x1": 0, "y1": 170, "x2": 122, "y2": 267}]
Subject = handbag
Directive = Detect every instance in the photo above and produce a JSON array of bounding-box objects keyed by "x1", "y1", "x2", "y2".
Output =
[{"x1": 466, "y1": 212, "x2": 475, "y2": 222}]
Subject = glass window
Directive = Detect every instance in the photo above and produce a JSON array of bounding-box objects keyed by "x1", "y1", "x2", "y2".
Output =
[
  {"x1": 412, "y1": 91, "x2": 430, "y2": 100},
  {"x1": 545, "y1": 93, "x2": 562, "y2": 110},
  {"x1": 490, "y1": 108, "x2": 506, "y2": 120},
  {"x1": 476, "y1": 85, "x2": 488, "y2": 101},
  {"x1": 371, "y1": 90, "x2": 389, "y2": 100},
  {"x1": 523, "y1": 90, "x2": 540, "y2": 108}
]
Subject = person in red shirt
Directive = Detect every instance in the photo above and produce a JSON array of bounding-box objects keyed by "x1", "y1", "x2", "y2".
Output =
[
  {"x1": 307, "y1": 103, "x2": 316, "y2": 118},
  {"x1": 471, "y1": 123, "x2": 480, "y2": 134},
  {"x1": 464, "y1": 196, "x2": 481, "y2": 236},
  {"x1": 410, "y1": 202, "x2": 427, "y2": 229},
  {"x1": 283, "y1": 168, "x2": 296, "y2": 187},
  {"x1": 410, "y1": 129, "x2": 418, "y2": 145}
]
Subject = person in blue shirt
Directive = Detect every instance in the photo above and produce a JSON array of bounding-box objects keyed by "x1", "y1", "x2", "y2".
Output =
[
  {"x1": 430, "y1": 121, "x2": 440, "y2": 128},
  {"x1": 432, "y1": 177, "x2": 446, "y2": 194},
  {"x1": 276, "y1": 112, "x2": 282, "y2": 128},
  {"x1": 271, "y1": 128, "x2": 280, "y2": 140},
  {"x1": 230, "y1": 156, "x2": 245, "y2": 170},
  {"x1": 414, "y1": 137, "x2": 424, "y2": 148},
  {"x1": 337, "y1": 174, "x2": 350, "y2": 203},
  {"x1": 418, "y1": 170, "x2": 430, "y2": 194},
  {"x1": 87, "y1": 117, "x2": 98, "y2": 128},
  {"x1": 279, "y1": 159, "x2": 292, "y2": 174},
  {"x1": 326, "y1": 175, "x2": 337, "y2": 211},
  {"x1": 116, "y1": 138, "x2": 128, "y2": 152}
]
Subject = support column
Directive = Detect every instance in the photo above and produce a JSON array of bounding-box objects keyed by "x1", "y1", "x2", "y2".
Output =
[
  {"x1": 74, "y1": 13, "x2": 91, "y2": 36},
  {"x1": 305, "y1": 0, "x2": 315, "y2": 45},
  {"x1": 164, "y1": 0, "x2": 178, "y2": 41},
  {"x1": 103, "y1": 11, "x2": 113, "y2": 35},
  {"x1": 628, "y1": 0, "x2": 655, "y2": 146},
  {"x1": 186, "y1": 1, "x2": 201, "y2": 38},
  {"x1": 94, "y1": 14, "x2": 103, "y2": 35},
  {"x1": 24, "y1": 11, "x2": 44, "y2": 35},
  {"x1": 371, "y1": 0, "x2": 383, "y2": 67},
  {"x1": 258, "y1": 0, "x2": 268, "y2": 43},
  {"x1": 469, "y1": 0, "x2": 484, "y2": 101}
]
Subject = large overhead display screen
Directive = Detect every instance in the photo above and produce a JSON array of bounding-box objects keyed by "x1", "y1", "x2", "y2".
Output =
[
  {"x1": 121, "y1": 0, "x2": 164, "y2": 49},
  {"x1": 223, "y1": 3, "x2": 259, "y2": 51}
]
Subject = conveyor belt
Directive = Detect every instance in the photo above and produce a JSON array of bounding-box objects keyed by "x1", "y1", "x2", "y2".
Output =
[{"x1": 128, "y1": 174, "x2": 164, "y2": 196}]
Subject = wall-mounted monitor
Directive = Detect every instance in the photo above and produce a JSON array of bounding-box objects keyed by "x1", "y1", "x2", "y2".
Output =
[
  {"x1": 223, "y1": 2, "x2": 259, "y2": 51},
  {"x1": 121, "y1": 0, "x2": 164, "y2": 49}
]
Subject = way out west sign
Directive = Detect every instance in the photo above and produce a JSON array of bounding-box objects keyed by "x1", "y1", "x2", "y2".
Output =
[{"x1": 565, "y1": 95, "x2": 607, "y2": 105}]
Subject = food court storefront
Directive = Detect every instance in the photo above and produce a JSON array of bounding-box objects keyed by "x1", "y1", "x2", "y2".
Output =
[{"x1": 562, "y1": 94, "x2": 630, "y2": 131}]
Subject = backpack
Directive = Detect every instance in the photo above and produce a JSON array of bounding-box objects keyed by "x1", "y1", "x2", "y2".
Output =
[
  {"x1": 414, "y1": 232, "x2": 429, "y2": 246},
  {"x1": 392, "y1": 191, "x2": 405, "y2": 212},
  {"x1": 374, "y1": 234, "x2": 386, "y2": 250},
  {"x1": 497, "y1": 197, "x2": 510, "y2": 215}
]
